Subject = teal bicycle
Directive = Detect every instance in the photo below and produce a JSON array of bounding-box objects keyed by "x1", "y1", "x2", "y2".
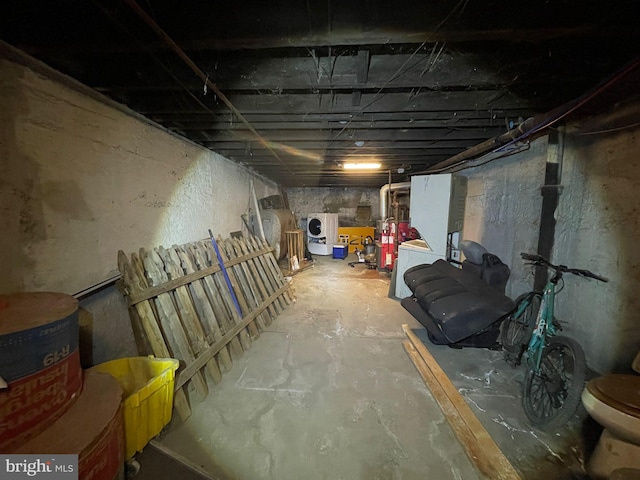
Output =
[{"x1": 501, "y1": 253, "x2": 608, "y2": 430}]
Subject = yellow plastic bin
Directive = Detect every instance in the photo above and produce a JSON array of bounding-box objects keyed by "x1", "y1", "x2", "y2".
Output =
[{"x1": 89, "y1": 356, "x2": 180, "y2": 460}]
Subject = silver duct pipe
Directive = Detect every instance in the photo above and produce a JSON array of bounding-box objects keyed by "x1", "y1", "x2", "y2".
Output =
[{"x1": 379, "y1": 182, "x2": 411, "y2": 219}]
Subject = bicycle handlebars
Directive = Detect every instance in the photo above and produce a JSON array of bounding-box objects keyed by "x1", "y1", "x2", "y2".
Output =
[{"x1": 520, "y1": 252, "x2": 608, "y2": 282}]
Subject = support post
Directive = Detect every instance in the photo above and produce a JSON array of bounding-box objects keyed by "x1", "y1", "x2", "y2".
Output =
[{"x1": 534, "y1": 129, "x2": 564, "y2": 292}]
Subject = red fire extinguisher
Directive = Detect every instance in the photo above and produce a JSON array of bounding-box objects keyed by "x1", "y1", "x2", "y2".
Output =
[{"x1": 380, "y1": 221, "x2": 396, "y2": 271}]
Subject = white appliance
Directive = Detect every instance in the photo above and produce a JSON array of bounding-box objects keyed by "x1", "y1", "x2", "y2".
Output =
[
  {"x1": 395, "y1": 239, "x2": 446, "y2": 298},
  {"x1": 395, "y1": 174, "x2": 467, "y2": 298},
  {"x1": 307, "y1": 213, "x2": 339, "y2": 255},
  {"x1": 408, "y1": 173, "x2": 467, "y2": 259}
]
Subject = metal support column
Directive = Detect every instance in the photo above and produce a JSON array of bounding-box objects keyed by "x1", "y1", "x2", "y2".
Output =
[{"x1": 534, "y1": 129, "x2": 565, "y2": 292}]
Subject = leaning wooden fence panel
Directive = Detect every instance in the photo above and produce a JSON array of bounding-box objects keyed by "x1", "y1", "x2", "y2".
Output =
[{"x1": 117, "y1": 235, "x2": 292, "y2": 421}]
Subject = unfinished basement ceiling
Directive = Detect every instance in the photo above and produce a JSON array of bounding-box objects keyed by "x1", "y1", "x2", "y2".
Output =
[{"x1": 1, "y1": 1, "x2": 638, "y2": 187}]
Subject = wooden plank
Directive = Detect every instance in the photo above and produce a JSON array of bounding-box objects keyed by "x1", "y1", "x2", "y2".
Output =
[
  {"x1": 287, "y1": 231, "x2": 294, "y2": 271},
  {"x1": 244, "y1": 236, "x2": 287, "y2": 312},
  {"x1": 157, "y1": 246, "x2": 223, "y2": 384},
  {"x1": 126, "y1": 302, "x2": 154, "y2": 356},
  {"x1": 259, "y1": 234, "x2": 294, "y2": 303},
  {"x1": 126, "y1": 246, "x2": 274, "y2": 306},
  {"x1": 148, "y1": 440, "x2": 216, "y2": 480},
  {"x1": 282, "y1": 259, "x2": 314, "y2": 277},
  {"x1": 130, "y1": 251, "x2": 147, "y2": 286},
  {"x1": 235, "y1": 237, "x2": 280, "y2": 317},
  {"x1": 175, "y1": 284, "x2": 289, "y2": 391},
  {"x1": 402, "y1": 325, "x2": 522, "y2": 480},
  {"x1": 142, "y1": 248, "x2": 209, "y2": 399},
  {"x1": 173, "y1": 245, "x2": 221, "y2": 343},
  {"x1": 250, "y1": 236, "x2": 293, "y2": 304},
  {"x1": 402, "y1": 341, "x2": 493, "y2": 476},
  {"x1": 202, "y1": 242, "x2": 257, "y2": 344},
  {"x1": 285, "y1": 229, "x2": 305, "y2": 274},
  {"x1": 126, "y1": 264, "x2": 221, "y2": 305},
  {"x1": 117, "y1": 250, "x2": 192, "y2": 420},
  {"x1": 189, "y1": 242, "x2": 244, "y2": 358},
  {"x1": 222, "y1": 238, "x2": 264, "y2": 335},
  {"x1": 174, "y1": 245, "x2": 233, "y2": 372},
  {"x1": 231, "y1": 238, "x2": 274, "y2": 327}
]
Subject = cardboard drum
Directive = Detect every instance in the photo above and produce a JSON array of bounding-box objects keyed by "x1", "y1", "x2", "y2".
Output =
[{"x1": 0, "y1": 292, "x2": 83, "y2": 451}]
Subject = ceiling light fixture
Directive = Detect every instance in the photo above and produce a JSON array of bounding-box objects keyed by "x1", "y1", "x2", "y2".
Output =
[{"x1": 343, "y1": 162, "x2": 381, "y2": 170}]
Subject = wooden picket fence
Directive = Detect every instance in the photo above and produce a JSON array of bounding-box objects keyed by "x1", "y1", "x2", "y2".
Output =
[{"x1": 117, "y1": 235, "x2": 292, "y2": 420}]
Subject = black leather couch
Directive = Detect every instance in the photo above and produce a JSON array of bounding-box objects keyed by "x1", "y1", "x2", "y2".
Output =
[{"x1": 401, "y1": 242, "x2": 515, "y2": 348}]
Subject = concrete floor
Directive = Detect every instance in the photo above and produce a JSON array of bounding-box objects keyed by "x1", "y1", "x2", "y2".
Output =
[{"x1": 147, "y1": 255, "x2": 596, "y2": 480}]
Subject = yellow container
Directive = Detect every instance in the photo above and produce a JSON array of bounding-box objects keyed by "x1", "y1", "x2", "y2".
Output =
[{"x1": 88, "y1": 356, "x2": 179, "y2": 460}]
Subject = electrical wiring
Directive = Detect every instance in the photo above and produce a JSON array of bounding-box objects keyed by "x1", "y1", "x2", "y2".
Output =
[
  {"x1": 326, "y1": 0, "x2": 469, "y2": 145},
  {"x1": 493, "y1": 58, "x2": 640, "y2": 153},
  {"x1": 90, "y1": 0, "x2": 217, "y2": 118},
  {"x1": 431, "y1": 143, "x2": 530, "y2": 174},
  {"x1": 574, "y1": 121, "x2": 640, "y2": 136},
  {"x1": 424, "y1": 59, "x2": 639, "y2": 175}
]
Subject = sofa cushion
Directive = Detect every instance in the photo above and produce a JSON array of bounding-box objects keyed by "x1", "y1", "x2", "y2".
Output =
[
  {"x1": 404, "y1": 260, "x2": 515, "y2": 343},
  {"x1": 459, "y1": 240, "x2": 488, "y2": 264}
]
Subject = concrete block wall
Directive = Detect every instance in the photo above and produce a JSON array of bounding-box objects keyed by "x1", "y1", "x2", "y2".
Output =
[
  {"x1": 460, "y1": 104, "x2": 640, "y2": 373},
  {"x1": 554, "y1": 112, "x2": 640, "y2": 372},
  {"x1": 0, "y1": 57, "x2": 277, "y2": 364},
  {"x1": 285, "y1": 186, "x2": 381, "y2": 227},
  {"x1": 460, "y1": 137, "x2": 547, "y2": 299}
]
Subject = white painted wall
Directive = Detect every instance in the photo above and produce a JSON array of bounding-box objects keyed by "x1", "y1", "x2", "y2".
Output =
[
  {"x1": 0, "y1": 57, "x2": 277, "y2": 363},
  {"x1": 460, "y1": 107, "x2": 640, "y2": 373}
]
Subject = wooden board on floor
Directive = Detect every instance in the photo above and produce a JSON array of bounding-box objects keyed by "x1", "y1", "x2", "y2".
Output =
[
  {"x1": 402, "y1": 324, "x2": 522, "y2": 480},
  {"x1": 281, "y1": 259, "x2": 314, "y2": 277}
]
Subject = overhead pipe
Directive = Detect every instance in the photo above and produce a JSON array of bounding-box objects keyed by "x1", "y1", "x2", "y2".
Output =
[
  {"x1": 380, "y1": 182, "x2": 411, "y2": 219},
  {"x1": 418, "y1": 57, "x2": 640, "y2": 174},
  {"x1": 420, "y1": 116, "x2": 543, "y2": 173}
]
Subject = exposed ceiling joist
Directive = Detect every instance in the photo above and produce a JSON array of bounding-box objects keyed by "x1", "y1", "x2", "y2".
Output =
[{"x1": 1, "y1": 0, "x2": 638, "y2": 187}]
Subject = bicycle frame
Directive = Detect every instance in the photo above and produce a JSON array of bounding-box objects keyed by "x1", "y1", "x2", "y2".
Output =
[
  {"x1": 507, "y1": 251, "x2": 605, "y2": 429},
  {"x1": 526, "y1": 278, "x2": 559, "y2": 373}
]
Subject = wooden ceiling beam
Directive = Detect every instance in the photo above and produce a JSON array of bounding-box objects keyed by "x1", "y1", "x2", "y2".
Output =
[
  {"x1": 189, "y1": 127, "x2": 505, "y2": 142},
  {"x1": 202, "y1": 139, "x2": 481, "y2": 149},
  {"x1": 129, "y1": 90, "x2": 531, "y2": 114},
  {"x1": 215, "y1": 147, "x2": 465, "y2": 157},
  {"x1": 17, "y1": 27, "x2": 595, "y2": 55},
  {"x1": 86, "y1": 51, "x2": 588, "y2": 94},
  {"x1": 147, "y1": 109, "x2": 535, "y2": 122},
  {"x1": 169, "y1": 120, "x2": 509, "y2": 130}
]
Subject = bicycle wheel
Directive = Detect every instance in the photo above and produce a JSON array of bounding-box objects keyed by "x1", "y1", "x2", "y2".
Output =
[
  {"x1": 522, "y1": 336, "x2": 586, "y2": 431},
  {"x1": 501, "y1": 292, "x2": 540, "y2": 364}
]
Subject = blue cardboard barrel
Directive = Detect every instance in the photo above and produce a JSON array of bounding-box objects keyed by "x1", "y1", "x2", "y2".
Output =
[{"x1": 0, "y1": 292, "x2": 83, "y2": 451}]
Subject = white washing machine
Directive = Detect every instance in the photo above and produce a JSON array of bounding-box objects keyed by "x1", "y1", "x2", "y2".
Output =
[{"x1": 307, "y1": 213, "x2": 339, "y2": 255}]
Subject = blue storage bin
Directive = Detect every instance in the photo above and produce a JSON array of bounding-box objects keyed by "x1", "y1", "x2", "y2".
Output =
[{"x1": 333, "y1": 245, "x2": 348, "y2": 259}]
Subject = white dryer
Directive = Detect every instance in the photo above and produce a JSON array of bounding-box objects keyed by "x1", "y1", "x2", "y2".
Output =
[{"x1": 307, "y1": 213, "x2": 339, "y2": 255}]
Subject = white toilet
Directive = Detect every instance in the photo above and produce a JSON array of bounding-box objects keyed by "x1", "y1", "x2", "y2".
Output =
[{"x1": 581, "y1": 352, "x2": 640, "y2": 479}]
